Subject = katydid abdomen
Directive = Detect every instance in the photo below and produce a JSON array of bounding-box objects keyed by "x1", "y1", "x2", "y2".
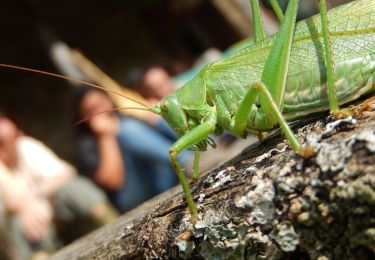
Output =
[{"x1": 197, "y1": 0, "x2": 375, "y2": 131}]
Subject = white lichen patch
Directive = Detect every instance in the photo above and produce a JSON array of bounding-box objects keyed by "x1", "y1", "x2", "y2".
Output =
[
  {"x1": 316, "y1": 129, "x2": 375, "y2": 173},
  {"x1": 271, "y1": 223, "x2": 299, "y2": 252},
  {"x1": 278, "y1": 175, "x2": 299, "y2": 194},
  {"x1": 247, "y1": 204, "x2": 275, "y2": 225},
  {"x1": 235, "y1": 172, "x2": 276, "y2": 226},
  {"x1": 337, "y1": 180, "x2": 347, "y2": 188},
  {"x1": 122, "y1": 223, "x2": 135, "y2": 237},
  {"x1": 354, "y1": 129, "x2": 375, "y2": 152},
  {"x1": 254, "y1": 146, "x2": 288, "y2": 164},
  {"x1": 235, "y1": 174, "x2": 274, "y2": 208},
  {"x1": 197, "y1": 193, "x2": 206, "y2": 203},
  {"x1": 248, "y1": 226, "x2": 270, "y2": 244},
  {"x1": 305, "y1": 132, "x2": 321, "y2": 147},
  {"x1": 193, "y1": 208, "x2": 230, "y2": 236},
  {"x1": 175, "y1": 239, "x2": 195, "y2": 255},
  {"x1": 216, "y1": 169, "x2": 226, "y2": 179},
  {"x1": 176, "y1": 216, "x2": 196, "y2": 255},
  {"x1": 279, "y1": 161, "x2": 294, "y2": 177},
  {"x1": 321, "y1": 117, "x2": 357, "y2": 139},
  {"x1": 208, "y1": 169, "x2": 232, "y2": 189},
  {"x1": 196, "y1": 219, "x2": 252, "y2": 258},
  {"x1": 245, "y1": 165, "x2": 258, "y2": 174},
  {"x1": 316, "y1": 142, "x2": 352, "y2": 172},
  {"x1": 178, "y1": 207, "x2": 255, "y2": 259}
]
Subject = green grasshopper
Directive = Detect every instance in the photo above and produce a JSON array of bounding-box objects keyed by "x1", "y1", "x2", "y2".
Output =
[
  {"x1": 153, "y1": 0, "x2": 375, "y2": 224},
  {"x1": 0, "y1": 0, "x2": 374, "y2": 224}
]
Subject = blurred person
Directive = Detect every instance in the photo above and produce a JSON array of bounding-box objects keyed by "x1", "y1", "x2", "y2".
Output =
[
  {"x1": 75, "y1": 88, "x2": 191, "y2": 213},
  {"x1": 138, "y1": 66, "x2": 184, "y2": 141},
  {"x1": 139, "y1": 66, "x2": 175, "y2": 104},
  {"x1": 0, "y1": 113, "x2": 118, "y2": 259}
]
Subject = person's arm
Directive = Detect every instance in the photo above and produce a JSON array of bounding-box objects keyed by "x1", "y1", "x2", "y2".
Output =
[
  {"x1": 19, "y1": 137, "x2": 76, "y2": 199},
  {"x1": 37, "y1": 163, "x2": 75, "y2": 198},
  {"x1": 89, "y1": 114, "x2": 125, "y2": 191},
  {"x1": 0, "y1": 162, "x2": 28, "y2": 212},
  {"x1": 0, "y1": 162, "x2": 51, "y2": 241}
]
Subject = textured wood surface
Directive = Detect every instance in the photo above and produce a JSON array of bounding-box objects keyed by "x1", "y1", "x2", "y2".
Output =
[{"x1": 53, "y1": 108, "x2": 375, "y2": 259}]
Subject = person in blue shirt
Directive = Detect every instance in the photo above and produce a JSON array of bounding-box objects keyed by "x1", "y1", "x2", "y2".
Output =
[{"x1": 75, "y1": 88, "x2": 192, "y2": 213}]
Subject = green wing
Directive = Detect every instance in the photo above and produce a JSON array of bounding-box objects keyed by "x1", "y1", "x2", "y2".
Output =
[
  {"x1": 176, "y1": 70, "x2": 207, "y2": 110},
  {"x1": 206, "y1": 0, "x2": 375, "y2": 92}
]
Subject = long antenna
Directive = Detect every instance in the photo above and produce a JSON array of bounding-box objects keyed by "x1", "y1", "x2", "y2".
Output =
[
  {"x1": 75, "y1": 106, "x2": 157, "y2": 125},
  {"x1": 0, "y1": 63, "x2": 153, "y2": 111}
]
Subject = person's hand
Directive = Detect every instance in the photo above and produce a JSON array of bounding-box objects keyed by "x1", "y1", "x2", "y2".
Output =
[
  {"x1": 18, "y1": 197, "x2": 52, "y2": 242},
  {"x1": 88, "y1": 113, "x2": 119, "y2": 137}
]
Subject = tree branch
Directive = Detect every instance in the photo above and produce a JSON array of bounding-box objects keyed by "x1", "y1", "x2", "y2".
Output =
[{"x1": 53, "y1": 109, "x2": 375, "y2": 259}]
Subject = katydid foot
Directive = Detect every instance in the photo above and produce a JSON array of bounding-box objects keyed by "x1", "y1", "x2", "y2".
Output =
[
  {"x1": 299, "y1": 145, "x2": 315, "y2": 159},
  {"x1": 334, "y1": 96, "x2": 375, "y2": 119}
]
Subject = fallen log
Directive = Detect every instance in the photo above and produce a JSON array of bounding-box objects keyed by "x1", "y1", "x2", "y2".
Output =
[{"x1": 53, "y1": 109, "x2": 375, "y2": 259}]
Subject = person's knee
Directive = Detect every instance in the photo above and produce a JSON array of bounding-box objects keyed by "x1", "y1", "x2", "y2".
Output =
[{"x1": 53, "y1": 176, "x2": 113, "y2": 221}]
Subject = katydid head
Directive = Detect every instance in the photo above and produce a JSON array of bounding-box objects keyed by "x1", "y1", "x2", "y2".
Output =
[
  {"x1": 155, "y1": 95, "x2": 190, "y2": 137},
  {"x1": 154, "y1": 93, "x2": 217, "y2": 151},
  {"x1": 154, "y1": 69, "x2": 208, "y2": 136}
]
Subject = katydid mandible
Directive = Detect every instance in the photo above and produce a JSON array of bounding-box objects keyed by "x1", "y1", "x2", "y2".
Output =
[{"x1": 0, "y1": 0, "x2": 374, "y2": 224}]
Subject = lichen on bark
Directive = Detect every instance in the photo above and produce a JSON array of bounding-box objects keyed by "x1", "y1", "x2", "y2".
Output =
[{"x1": 52, "y1": 110, "x2": 375, "y2": 260}]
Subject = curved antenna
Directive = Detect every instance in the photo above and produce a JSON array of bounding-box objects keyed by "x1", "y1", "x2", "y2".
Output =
[
  {"x1": 0, "y1": 63, "x2": 152, "y2": 111},
  {"x1": 75, "y1": 106, "x2": 158, "y2": 125}
]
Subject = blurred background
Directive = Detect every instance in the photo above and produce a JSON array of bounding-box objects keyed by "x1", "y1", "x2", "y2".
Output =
[{"x1": 0, "y1": 0, "x2": 350, "y2": 162}]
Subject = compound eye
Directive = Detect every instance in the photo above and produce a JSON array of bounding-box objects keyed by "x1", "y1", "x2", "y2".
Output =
[{"x1": 160, "y1": 100, "x2": 168, "y2": 111}]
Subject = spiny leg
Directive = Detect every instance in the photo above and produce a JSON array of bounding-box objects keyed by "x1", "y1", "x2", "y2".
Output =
[
  {"x1": 250, "y1": 0, "x2": 285, "y2": 43},
  {"x1": 256, "y1": 82, "x2": 309, "y2": 155},
  {"x1": 269, "y1": 0, "x2": 285, "y2": 23},
  {"x1": 250, "y1": 0, "x2": 266, "y2": 42},
  {"x1": 233, "y1": 0, "x2": 314, "y2": 156},
  {"x1": 259, "y1": 0, "x2": 299, "y2": 110},
  {"x1": 233, "y1": 0, "x2": 299, "y2": 132},
  {"x1": 231, "y1": 81, "x2": 305, "y2": 155},
  {"x1": 231, "y1": 84, "x2": 259, "y2": 136},
  {"x1": 169, "y1": 114, "x2": 216, "y2": 224},
  {"x1": 318, "y1": 0, "x2": 339, "y2": 114},
  {"x1": 261, "y1": 0, "x2": 313, "y2": 156},
  {"x1": 191, "y1": 151, "x2": 201, "y2": 183}
]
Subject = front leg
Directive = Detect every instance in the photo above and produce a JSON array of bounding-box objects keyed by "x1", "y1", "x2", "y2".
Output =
[
  {"x1": 191, "y1": 151, "x2": 201, "y2": 183},
  {"x1": 318, "y1": 0, "x2": 339, "y2": 114},
  {"x1": 169, "y1": 113, "x2": 217, "y2": 224}
]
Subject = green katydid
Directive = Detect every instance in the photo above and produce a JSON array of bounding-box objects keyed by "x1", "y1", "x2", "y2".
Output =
[
  {"x1": 0, "y1": 0, "x2": 374, "y2": 224},
  {"x1": 155, "y1": 0, "x2": 375, "y2": 223}
]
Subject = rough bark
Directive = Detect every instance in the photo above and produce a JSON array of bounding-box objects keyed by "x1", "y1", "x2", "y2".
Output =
[{"x1": 53, "y1": 109, "x2": 375, "y2": 260}]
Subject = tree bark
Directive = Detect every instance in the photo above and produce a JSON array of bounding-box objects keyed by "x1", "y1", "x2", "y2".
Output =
[{"x1": 53, "y1": 109, "x2": 375, "y2": 259}]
